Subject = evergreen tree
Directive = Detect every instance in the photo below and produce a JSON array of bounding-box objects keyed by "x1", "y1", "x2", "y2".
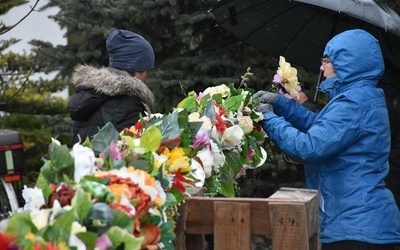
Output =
[{"x1": 0, "y1": 1, "x2": 72, "y2": 174}]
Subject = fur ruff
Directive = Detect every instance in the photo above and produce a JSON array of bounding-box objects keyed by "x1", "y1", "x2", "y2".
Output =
[{"x1": 71, "y1": 64, "x2": 155, "y2": 110}]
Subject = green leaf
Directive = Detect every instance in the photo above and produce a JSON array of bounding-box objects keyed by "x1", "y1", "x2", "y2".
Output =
[
  {"x1": 222, "y1": 95, "x2": 242, "y2": 113},
  {"x1": 218, "y1": 181, "x2": 235, "y2": 197},
  {"x1": 107, "y1": 226, "x2": 143, "y2": 250},
  {"x1": 140, "y1": 125, "x2": 162, "y2": 152},
  {"x1": 49, "y1": 140, "x2": 74, "y2": 182},
  {"x1": 76, "y1": 231, "x2": 98, "y2": 250},
  {"x1": 5, "y1": 212, "x2": 37, "y2": 236},
  {"x1": 112, "y1": 210, "x2": 134, "y2": 232},
  {"x1": 159, "y1": 112, "x2": 181, "y2": 141},
  {"x1": 177, "y1": 95, "x2": 197, "y2": 112},
  {"x1": 203, "y1": 99, "x2": 216, "y2": 122},
  {"x1": 35, "y1": 173, "x2": 53, "y2": 204},
  {"x1": 39, "y1": 161, "x2": 54, "y2": 184},
  {"x1": 224, "y1": 151, "x2": 243, "y2": 177},
  {"x1": 160, "y1": 221, "x2": 176, "y2": 250},
  {"x1": 92, "y1": 122, "x2": 120, "y2": 154},
  {"x1": 45, "y1": 209, "x2": 75, "y2": 243},
  {"x1": 71, "y1": 188, "x2": 93, "y2": 222}
]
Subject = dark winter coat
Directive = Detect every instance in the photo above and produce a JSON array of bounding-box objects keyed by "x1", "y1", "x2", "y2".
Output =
[
  {"x1": 261, "y1": 30, "x2": 400, "y2": 244},
  {"x1": 67, "y1": 65, "x2": 155, "y2": 143}
]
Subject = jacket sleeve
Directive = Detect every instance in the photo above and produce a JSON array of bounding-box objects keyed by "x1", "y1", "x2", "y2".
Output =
[
  {"x1": 67, "y1": 91, "x2": 110, "y2": 121},
  {"x1": 273, "y1": 95, "x2": 318, "y2": 132},
  {"x1": 262, "y1": 95, "x2": 362, "y2": 164}
]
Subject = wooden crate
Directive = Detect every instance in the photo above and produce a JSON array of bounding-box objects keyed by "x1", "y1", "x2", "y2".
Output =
[{"x1": 175, "y1": 187, "x2": 320, "y2": 250}]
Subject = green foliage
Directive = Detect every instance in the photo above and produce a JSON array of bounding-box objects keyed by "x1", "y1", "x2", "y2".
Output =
[{"x1": 0, "y1": 0, "x2": 28, "y2": 32}]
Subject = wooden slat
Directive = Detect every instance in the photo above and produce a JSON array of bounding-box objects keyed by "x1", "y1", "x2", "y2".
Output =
[
  {"x1": 269, "y1": 202, "x2": 309, "y2": 249},
  {"x1": 214, "y1": 201, "x2": 251, "y2": 250},
  {"x1": 184, "y1": 197, "x2": 271, "y2": 235}
]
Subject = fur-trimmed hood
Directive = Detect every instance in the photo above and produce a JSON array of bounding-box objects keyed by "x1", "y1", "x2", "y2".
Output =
[{"x1": 71, "y1": 64, "x2": 155, "y2": 110}]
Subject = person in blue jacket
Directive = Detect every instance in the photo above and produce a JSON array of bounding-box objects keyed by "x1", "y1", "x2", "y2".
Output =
[{"x1": 254, "y1": 29, "x2": 400, "y2": 249}]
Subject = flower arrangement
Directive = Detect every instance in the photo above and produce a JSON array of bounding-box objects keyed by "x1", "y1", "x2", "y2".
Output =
[
  {"x1": 0, "y1": 70, "x2": 267, "y2": 250},
  {"x1": 272, "y1": 56, "x2": 301, "y2": 99}
]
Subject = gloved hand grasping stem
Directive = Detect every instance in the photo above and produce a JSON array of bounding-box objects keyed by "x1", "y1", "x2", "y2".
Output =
[
  {"x1": 253, "y1": 91, "x2": 278, "y2": 104},
  {"x1": 255, "y1": 103, "x2": 274, "y2": 114}
]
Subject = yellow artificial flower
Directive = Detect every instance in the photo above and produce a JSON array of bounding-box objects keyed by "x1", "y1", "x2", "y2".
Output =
[
  {"x1": 25, "y1": 232, "x2": 35, "y2": 240},
  {"x1": 277, "y1": 56, "x2": 300, "y2": 99},
  {"x1": 108, "y1": 183, "x2": 130, "y2": 201},
  {"x1": 162, "y1": 147, "x2": 191, "y2": 173}
]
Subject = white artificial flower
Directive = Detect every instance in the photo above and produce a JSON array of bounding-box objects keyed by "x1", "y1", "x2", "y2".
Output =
[
  {"x1": 190, "y1": 159, "x2": 205, "y2": 187},
  {"x1": 70, "y1": 143, "x2": 96, "y2": 183},
  {"x1": 209, "y1": 141, "x2": 225, "y2": 173},
  {"x1": 203, "y1": 84, "x2": 231, "y2": 97},
  {"x1": 221, "y1": 125, "x2": 244, "y2": 150},
  {"x1": 22, "y1": 185, "x2": 45, "y2": 211},
  {"x1": 69, "y1": 221, "x2": 87, "y2": 250},
  {"x1": 69, "y1": 234, "x2": 86, "y2": 250},
  {"x1": 237, "y1": 116, "x2": 254, "y2": 135},
  {"x1": 188, "y1": 112, "x2": 213, "y2": 131},
  {"x1": 119, "y1": 193, "x2": 136, "y2": 217},
  {"x1": 254, "y1": 147, "x2": 268, "y2": 168},
  {"x1": 71, "y1": 221, "x2": 87, "y2": 234},
  {"x1": 30, "y1": 200, "x2": 63, "y2": 230},
  {"x1": 196, "y1": 149, "x2": 213, "y2": 178}
]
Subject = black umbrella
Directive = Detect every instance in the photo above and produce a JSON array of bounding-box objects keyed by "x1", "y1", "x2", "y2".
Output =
[{"x1": 210, "y1": 0, "x2": 400, "y2": 72}]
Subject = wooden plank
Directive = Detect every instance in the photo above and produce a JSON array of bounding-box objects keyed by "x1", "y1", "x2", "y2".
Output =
[
  {"x1": 269, "y1": 202, "x2": 309, "y2": 250},
  {"x1": 175, "y1": 187, "x2": 206, "y2": 250},
  {"x1": 184, "y1": 197, "x2": 271, "y2": 235},
  {"x1": 267, "y1": 188, "x2": 320, "y2": 250},
  {"x1": 214, "y1": 201, "x2": 251, "y2": 250}
]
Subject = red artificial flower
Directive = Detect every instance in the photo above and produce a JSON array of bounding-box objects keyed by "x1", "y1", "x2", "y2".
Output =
[
  {"x1": 171, "y1": 168, "x2": 187, "y2": 193},
  {"x1": 141, "y1": 223, "x2": 162, "y2": 250},
  {"x1": 0, "y1": 232, "x2": 16, "y2": 250},
  {"x1": 124, "y1": 120, "x2": 146, "y2": 137},
  {"x1": 34, "y1": 242, "x2": 60, "y2": 250},
  {"x1": 214, "y1": 111, "x2": 227, "y2": 134},
  {"x1": 104, "y1": 175, "x2": 152, "y2": 218},
  {"x1": 47, "y1": 185, "x2": 76, "y2": 207}
]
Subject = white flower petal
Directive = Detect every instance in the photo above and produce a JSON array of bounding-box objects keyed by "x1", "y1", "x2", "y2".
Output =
[{"x1": 70, "y1": 143, "x2": 96, "y2": 183}]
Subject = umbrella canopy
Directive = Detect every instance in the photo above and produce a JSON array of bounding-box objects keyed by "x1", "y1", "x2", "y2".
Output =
[{"x1": 211, "y1": 0, "x2": 400, "y2": 72}]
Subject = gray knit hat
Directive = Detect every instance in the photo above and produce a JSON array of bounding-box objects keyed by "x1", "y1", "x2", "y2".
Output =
[{"x1": 106, "y1": 30, "x2": 155, "y2": 72}]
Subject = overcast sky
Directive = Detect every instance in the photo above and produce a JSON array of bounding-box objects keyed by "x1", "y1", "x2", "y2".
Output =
[
  {"x1": 1, "y1": 0, "x2": 66, "y2": 53},
  {"x1": 1, "y1": 0, "x2": 67, "y2": 97}
]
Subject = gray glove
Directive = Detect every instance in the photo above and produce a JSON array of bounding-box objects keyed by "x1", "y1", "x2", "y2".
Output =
[
  {"x1": 253, "y1": 90, "x2": 278, "y2": 104},
  {"x1": 255, "y1": 103, "x2": 274, "y2": 114}
]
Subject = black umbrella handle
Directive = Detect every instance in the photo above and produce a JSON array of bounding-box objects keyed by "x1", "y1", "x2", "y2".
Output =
[{"x1": 313, "y1": 71, "x2": 323, "y2": 103}]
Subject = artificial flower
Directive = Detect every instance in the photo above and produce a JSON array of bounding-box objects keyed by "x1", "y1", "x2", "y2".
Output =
[
  {"x1": 22, "y1": 186, "x2": 45, "y2": 211},
  {"x1": 221, "y1": 125, "x2": 244, "y2": 150},
  {"x1": 274, "y1": 56, "x2": 301, "y2": 99},
  {"x1": 203, "y1": 84, "x2": 231, "y2": 97},
  {"x1": 4, "y1": 71, "x2": 268, "y2": 249},
  {"x1": 70, "y1": 142, "x2": 96, "y2": 183}
]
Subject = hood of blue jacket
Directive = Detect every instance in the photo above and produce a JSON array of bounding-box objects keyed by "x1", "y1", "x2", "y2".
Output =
[{"x1": 319, "y1": 29, "x2": 384, "y2": 99}]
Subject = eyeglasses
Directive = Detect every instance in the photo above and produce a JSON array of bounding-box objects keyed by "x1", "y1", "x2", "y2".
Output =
[{"x1": 321, "y1": 57, "x2": 331, "y2": 66}]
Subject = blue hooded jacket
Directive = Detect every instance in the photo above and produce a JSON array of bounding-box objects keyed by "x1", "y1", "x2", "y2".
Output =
[{"x1": 261, "y1": 29, "x2": 400, "y2": 244}]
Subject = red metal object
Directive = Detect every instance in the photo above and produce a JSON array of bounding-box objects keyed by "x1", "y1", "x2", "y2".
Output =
[{"x1": 3, "y1": 173, "x2": 21, "y2": 182}]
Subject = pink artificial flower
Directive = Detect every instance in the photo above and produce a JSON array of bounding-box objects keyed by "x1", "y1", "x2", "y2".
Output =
[
  {"x1": 196, "y1": 92, "x2": 205, "y2": 101},
  {"x1": 273, "y1": 74, "x2": 281, "y2": 83},
  {"x1": 96, "y1": 233, "x2": 112, "y2": 250},
  {"x1": 110, "y1": 141, "x2": 127, "y2": 161},
  {"x1": 192, "y1": 129, "x2": 210, "y2": 149}
]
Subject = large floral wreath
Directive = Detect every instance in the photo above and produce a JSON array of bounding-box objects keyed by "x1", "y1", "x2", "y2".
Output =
[{"x1": 0, "y1": 69, "x2": 268, "y2": 250}]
